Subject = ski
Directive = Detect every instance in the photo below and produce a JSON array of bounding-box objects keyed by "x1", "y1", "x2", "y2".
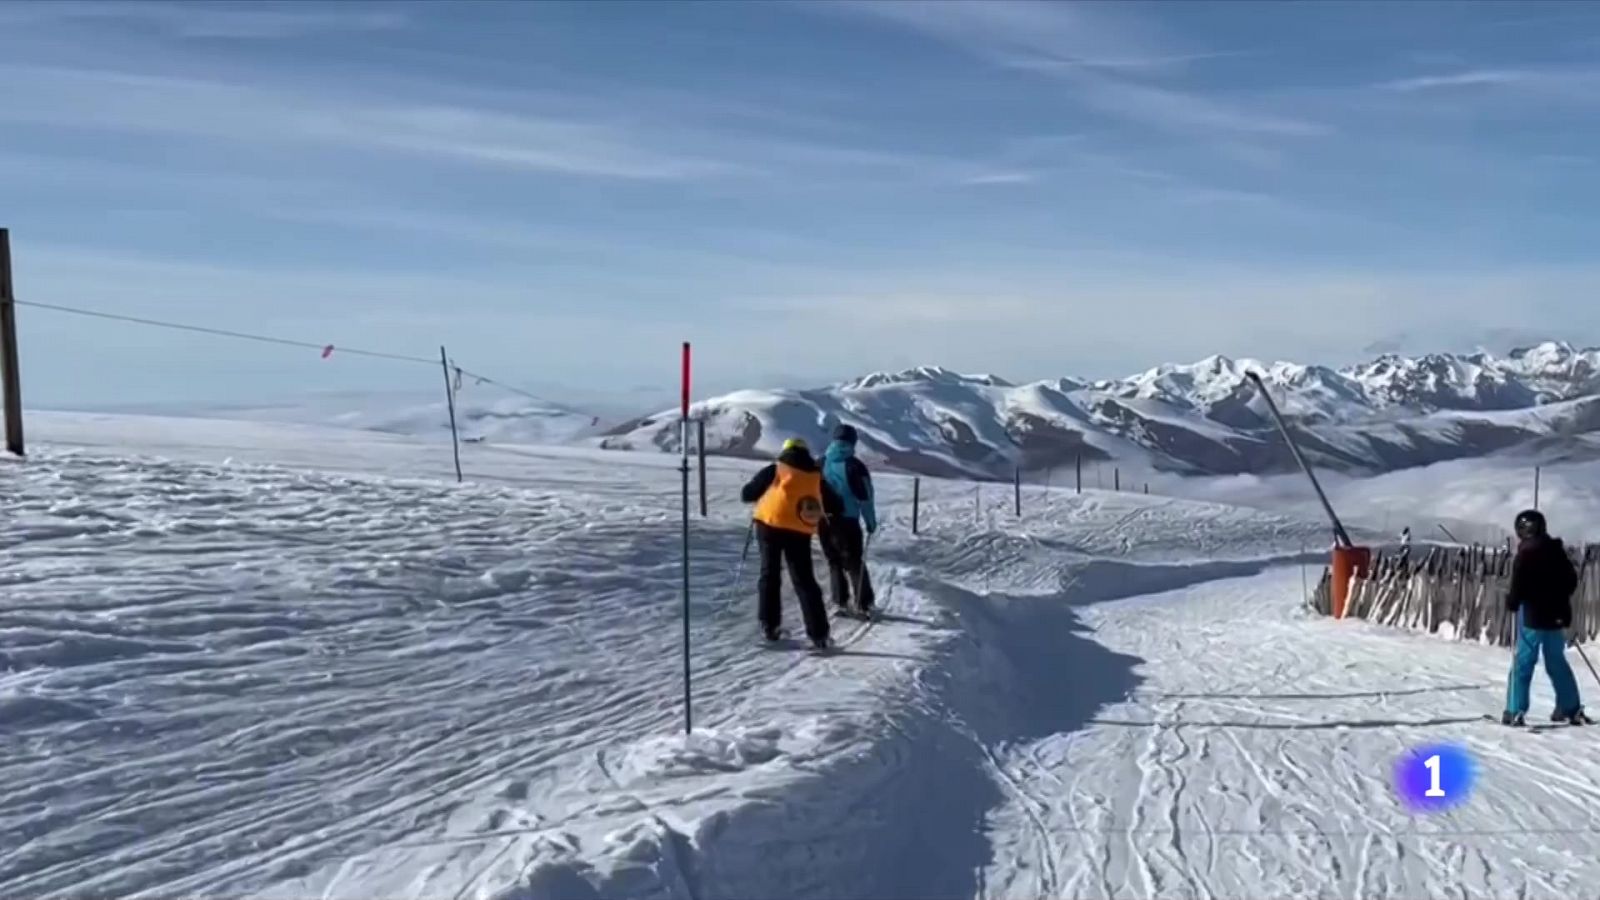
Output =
[
  {"x1": 759, "y1": 632, "x2": 835, "y2": 654},
  {"x1": 1480, "y1": 714, "x2": 1572, "y2": 732}
]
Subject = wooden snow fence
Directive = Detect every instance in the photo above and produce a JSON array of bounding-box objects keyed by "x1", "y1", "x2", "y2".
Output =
[{"x1": 1309, "y1": 543, "x2": 1600, "y2": 647}]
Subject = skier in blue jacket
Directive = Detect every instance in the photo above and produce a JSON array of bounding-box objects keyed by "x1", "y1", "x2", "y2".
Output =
[
  {"x1": 1502, "y1": 509, "x2": 1590, "y2": 726},
  {"x1": 818, "y1": 424, "x2": 878, "y2": 617}
]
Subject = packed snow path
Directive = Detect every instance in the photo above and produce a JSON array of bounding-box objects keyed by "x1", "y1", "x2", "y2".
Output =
[
  {"x1": 957, "y1": 569, "x2": 1600, "y2": 899},
  {"x1": 6, "y1": 413, "x2": 1599, "y2": 899}
]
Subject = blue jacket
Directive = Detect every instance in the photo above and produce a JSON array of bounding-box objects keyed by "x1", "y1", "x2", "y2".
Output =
[{"x1": 822, "y1": 440, "x2": 877, "y2": 531}]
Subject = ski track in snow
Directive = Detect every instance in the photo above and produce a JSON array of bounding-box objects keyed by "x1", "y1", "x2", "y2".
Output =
[
  {"x1": 971, "y1": 572, "x2": 1600, "y2": 899},
  {"x1": 4, "y1": 413, "x2": 1598, "y2": 899}
]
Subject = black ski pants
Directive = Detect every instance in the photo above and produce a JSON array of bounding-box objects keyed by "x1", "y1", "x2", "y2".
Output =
[
  {"x1": 756, "y1": 522, "x2": 830, "y2": 642},
  {"x1": 819, "y1": 516, "x2": 875, "y2": 611}
]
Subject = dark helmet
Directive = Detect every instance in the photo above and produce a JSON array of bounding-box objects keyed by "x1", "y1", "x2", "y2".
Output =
[
  {"x1": 832, "y1": 424, "x2": 859, "y2": 445},
  {"x1": 1514, "y1": 509, "x2": 1547, "y2": 539}
]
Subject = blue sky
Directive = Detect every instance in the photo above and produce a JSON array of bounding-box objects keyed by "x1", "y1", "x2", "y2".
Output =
[{"x1": 6, "y1": 0, "x2": 1600, "y2": 409}]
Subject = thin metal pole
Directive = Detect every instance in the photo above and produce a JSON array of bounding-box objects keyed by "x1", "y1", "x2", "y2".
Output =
[
  {"x1": 698, "y1": 418, "x2": 708, "y2": 518},
  {"x1": 1534, "y1": 466, "x2": 1541, "y2": 511},
  {"x1": 912, "y1": 478, "x2": 920, "y2": 535},
  {"x1": 1575, "y1": 640, "x2": 1600, "y2": 690},
  {"x1": 1246, "y1": 371, "x2": 1353, "y2": 547},
  {"x1": 0, "y1": 228, "x2": 22, "y2": 458},
  {"x1": 680, "y1": 342, "x2": 693, "y2": 735},
  {"x1": 439, "y1": 346, "x2": 462, "y2": 482}
]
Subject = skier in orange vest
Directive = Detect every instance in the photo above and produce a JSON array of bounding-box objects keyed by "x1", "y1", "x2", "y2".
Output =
[{"x1": 740, "y1": 437, "x2": 844, "y2": 650}]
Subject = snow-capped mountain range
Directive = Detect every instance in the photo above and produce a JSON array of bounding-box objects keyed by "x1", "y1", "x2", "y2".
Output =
[{"x1": 599, "y1": 342, "x2": 1600, "y2": 479}]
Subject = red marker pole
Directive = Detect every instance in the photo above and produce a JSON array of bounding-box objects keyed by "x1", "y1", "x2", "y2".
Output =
[{"x1": 679, "y1": 341, "x2": 693, "y2": 734}]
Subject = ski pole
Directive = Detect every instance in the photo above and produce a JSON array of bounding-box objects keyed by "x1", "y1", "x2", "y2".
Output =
[
  {"x1": 853, "y1": 530, "x2": 873, "y2": 613},
  {"x1": 1575, "y1": 639, "x2": 1600, "y2": 690},
  {"x1": 731, "y1": 519, "x2": 755, "y2": 588}
]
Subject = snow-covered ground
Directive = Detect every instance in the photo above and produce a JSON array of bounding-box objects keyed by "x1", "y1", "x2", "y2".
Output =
[
  {"x1": 74, "y1": 388, "x2": 611, "y2": 445},
  {"x1": 4, "y1": 411, "x2": 1597, "y2": 899}
]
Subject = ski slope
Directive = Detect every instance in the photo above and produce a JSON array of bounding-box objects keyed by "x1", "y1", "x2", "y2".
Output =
[
  {"x1": 4, "y1": 411, "x2": 1598, "y2": 899},
  {"x1": 974, "y1": 570, "x2": 1600, "y2": 898}
]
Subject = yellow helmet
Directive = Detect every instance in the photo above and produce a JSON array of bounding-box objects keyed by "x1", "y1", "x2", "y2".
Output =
[{"x1": 781, "y1": 437, "x2": 808, "y2": 453}]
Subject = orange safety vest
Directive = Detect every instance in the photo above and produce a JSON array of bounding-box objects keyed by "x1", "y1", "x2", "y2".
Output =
[{"x1": 753, "y1": 462, "x2": 825, "y2": 536}]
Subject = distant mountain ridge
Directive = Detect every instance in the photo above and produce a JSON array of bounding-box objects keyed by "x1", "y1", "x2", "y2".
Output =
[{"x1": 598, "y1": 342, "x2": 1600, "y2": 479}]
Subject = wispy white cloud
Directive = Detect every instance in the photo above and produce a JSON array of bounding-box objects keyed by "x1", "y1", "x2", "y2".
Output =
[
  {"x1": 2, "y1": 63, "x2": 1041, "y2": 187},
  {"x1": 256, "y1": 206, "x2": 583, "y2": 253},
  {"x1": 254, "y1": 205, "x2": 832, "y2": 279},
  {"x1": 0, "y1": 0, "x2": 407, "y2": 39},
  {"x1": 1374, "y1": 66, "x2": 1600, "y2": 100},
  {"x1": 960, "y1": 172, "x2": 1036, "y2": 187},
  {"x1": 820, "y1": 0, "x2": 1326, "y2": 150},
  {"x1": 1377, "y1": 69, "x2": 1550, "y2": 92},
  {"x1": 824, "y1": 0, "x2": 1202, "y2": 73},
  {"x1": 0, "y1": 149, "x2": 350, "y2": 202},
  {"x1": 0, "y1": 64, "x2": 739, "y2": 181},
  {"x1": 346, "y1": 105, "x2": 743, "y2": 180},
  {"x1": 1167, "y1": 185, "x2": 1292, "y2": 209},
  {"x1": 1070, "y1": 75, "x2": 1329, "y2": 138}
]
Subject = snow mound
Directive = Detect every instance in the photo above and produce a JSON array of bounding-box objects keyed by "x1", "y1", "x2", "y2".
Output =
[{"x1": 610, "y1": 727, "x2": 789, "y2": 782}]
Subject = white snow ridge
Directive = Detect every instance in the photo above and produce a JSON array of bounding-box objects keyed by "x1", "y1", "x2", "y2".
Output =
[
  {"x1": 601, "y1": 343, "x2": 1600, "y2": 481},
  {"x1": 5, "y1": 412, "x2": 1600, "y2": 899}
]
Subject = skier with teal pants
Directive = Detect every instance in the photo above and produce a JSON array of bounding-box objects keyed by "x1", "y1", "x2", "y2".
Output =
[
  {"x1": 1502, "y1": 509, "x2": 1591, "y2": 726},
  {"x1": 818, "y1": 424, "x2": 878, "y2": 617}
]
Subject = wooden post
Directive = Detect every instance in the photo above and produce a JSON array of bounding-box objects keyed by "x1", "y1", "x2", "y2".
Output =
[
  {"x1": 1014, "y1": 466, "x2": 1021, "y2": 516},
  {"x1": 1144, "y1": 483, "x2": 1149, "y2": 495},
  {"x1": 439, "y1": 346, "x2": 462, "y2": 482},
  {"x1": 1075, "y1": 454, "x2": 1082, "y2": 494},
  {"x1": 912, "y1": 477, "x2": 921, "y2": 534},
  {"x1": 697, "y1": 417, "x2": 708, "y2": 518},
  {"x1": 974, "y1": 484, "x2": 981, "y2": 523},
  {"x1": 1534, "y1": 466, "x2": 1541, "y2": 510},
  {"x1": 0, "y1": 228, "x2": 22, "y2": 458},
  {"x1": 1114, "y1": 468, "x2": 1120, "y2": 492}
]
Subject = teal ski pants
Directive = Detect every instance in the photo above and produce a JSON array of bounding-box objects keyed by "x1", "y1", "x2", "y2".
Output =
[{"x1": 1505, "y1": 612, "x2": 1581, "y2": 717}]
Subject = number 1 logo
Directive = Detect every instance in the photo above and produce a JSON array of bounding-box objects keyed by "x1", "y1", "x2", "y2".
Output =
[
  {"x1": 1424, "y1": 754, "x2": 1445, "y2": 798},
  {"x1": 1395, "y1": 744, "x2": 1474, "y2": 812}
]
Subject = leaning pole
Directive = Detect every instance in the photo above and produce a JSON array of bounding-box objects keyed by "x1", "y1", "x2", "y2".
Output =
[{"x1": 1245, "y1": 371, "x2": 1367, "y2": 618}]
